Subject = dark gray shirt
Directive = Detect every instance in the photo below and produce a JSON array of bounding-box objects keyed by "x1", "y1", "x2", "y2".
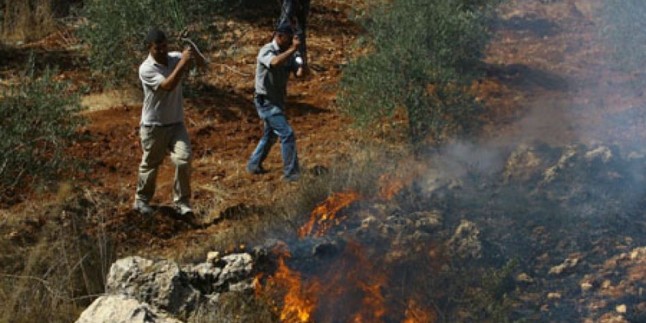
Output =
[{"x1": 254, "y1": 40, "x2": 299, "y2": 108}]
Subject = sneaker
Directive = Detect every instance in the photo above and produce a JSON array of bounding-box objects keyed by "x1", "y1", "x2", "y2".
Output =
[
  {"x1": 246, "y1": 165, "x2": 269, "y2": 175},
  {"x1": 133, "y1": 200, "x2": 154, "y2": 215},
  {"x1": 176, "y1": 203, "x2": 194, "y2": 216}
]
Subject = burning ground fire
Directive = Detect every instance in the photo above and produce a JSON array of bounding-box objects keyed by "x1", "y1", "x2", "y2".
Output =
[
  {"x1": 252, "y1": 141, "x2": 646, "y2": 322},
  {"x1": 377, "y1": 160, "x2": 424, "y2": 201},
  {"x1": 297, "y1": 191, "x2": 361, "y2": 238},
  {"x1": 256, "y1": 172, "x2": 440, "y2": 322},
  {"x1": 257, "y1": 241, "x2": 424, "y2": 323},
  {"x1": 272, "y1": 255, "x2": 320, "y2": 322}
]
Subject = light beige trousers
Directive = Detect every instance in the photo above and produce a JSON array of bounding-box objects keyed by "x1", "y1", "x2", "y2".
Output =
[{"x1": 135, "y1": 123, "x2": 191, "y2": 205}]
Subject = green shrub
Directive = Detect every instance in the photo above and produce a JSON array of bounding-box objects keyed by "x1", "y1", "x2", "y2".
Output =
[
  {"x1": 77, "y1": 0, "x2": 220, "y2": 86},
  {"x1": 0, "y1": 60, "x2": 85, "y2": 205},
  {"x1": 339, "y1": 0, "x2": 499, "y2": 148}
]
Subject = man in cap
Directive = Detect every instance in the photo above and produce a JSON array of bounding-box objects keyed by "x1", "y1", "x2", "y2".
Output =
[
  {"x1": 133, "y1": 27, "x2": 205, "y2": 216},
  {"x1": 278, "y1": 0, "x2": 310, "y2": 67},
  {"x1": 246, "y1": 22, "x2": 307, "y2": 182}
]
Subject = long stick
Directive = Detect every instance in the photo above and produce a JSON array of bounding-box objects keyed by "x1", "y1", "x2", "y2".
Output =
[{"x1": 181, "y1": 37, "x2": 209, "y2": 65}]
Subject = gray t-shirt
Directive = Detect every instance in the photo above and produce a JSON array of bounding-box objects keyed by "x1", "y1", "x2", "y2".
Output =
[
  {"x1": 254, "y1": 40, "x2": 299, "y2": 108},
  {"x1": 139, "y1": 52, "x2": 184, "y2": 126}
]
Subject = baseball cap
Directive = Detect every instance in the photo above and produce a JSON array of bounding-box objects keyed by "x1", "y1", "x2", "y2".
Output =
[{"x1": 276, "y1": 21, "x2": 294, "y2": 35}]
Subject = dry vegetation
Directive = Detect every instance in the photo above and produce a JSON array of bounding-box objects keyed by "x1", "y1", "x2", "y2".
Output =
[
  {"x1": 2, "y1": 0, "x2": 55, "y2": 42},
  {"x1": 0, "y1": 188, "x2": 114, "y2": 322},
  {"x1": 2, "y1": 0, "x2": 646, "y2": 321}
]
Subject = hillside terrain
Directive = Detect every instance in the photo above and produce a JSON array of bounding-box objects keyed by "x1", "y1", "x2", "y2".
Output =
[{"x1": 2, "y1": 0, "x2": 646, "y2": 321}]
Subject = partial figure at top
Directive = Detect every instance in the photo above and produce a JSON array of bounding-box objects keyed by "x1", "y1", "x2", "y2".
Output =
[{"x1": 277, "y1": 0, "x2": 310, "y2": 68}]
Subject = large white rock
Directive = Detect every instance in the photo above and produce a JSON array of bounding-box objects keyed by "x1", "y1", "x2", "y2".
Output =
[
  {"x1": 75, "y1": 294, "x2": 182, "y2": 323},
  {"x1": 106, "y1": 256, "x2": 201, "y2": 317}
]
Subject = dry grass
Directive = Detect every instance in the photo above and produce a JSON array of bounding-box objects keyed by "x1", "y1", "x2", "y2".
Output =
[
  {"x1": 171, "y1": 144, "x2": 396, "y2": 263},
  {"x1": 190, "y1": 291, "x2": 276, "y2": 323},
  {"x1": 1, "y1": 0, "x2": 57, "y2": 43},
  {"x1": 81, "y1": 89, "x2": 142, "y2": 113},
  {"x1": 0, "y1": 187, "x2": 115, "y2": 322}
]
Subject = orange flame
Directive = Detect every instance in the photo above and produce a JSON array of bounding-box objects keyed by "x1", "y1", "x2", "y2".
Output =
[
  {"x1": 274, "y1": 257, "x2": 320, "y2": 322},
  {"x1": 257, "y1": 241, "x2": 443, "y2": 323},
  {"x1": 254, "y1": 245, "x2": 320, "y2": 322},
  {"x1": 378, "y1": 173, "x2": 409, "y2": 200},
  {"x1": 351, "y1": 279, "x2": 387, "y2": 322},
  {"x1": 255, "y1": 169, "x2": 440, "y2": 322},
  {"x1": 403, "y1": 298, "x2": 437, "y2": 323},
  {"x1": 377, "y1": 160, "x2": 424, "y2": 200},
  {"x1": 298, "y1": 191, "x2": 360, "y2": 238},
  {"x1": 252, "y1": 273, "x2": 263, "y2": 295},
  {"x1": 338, "y1": 241, "x2": 388, "y2": 323}
]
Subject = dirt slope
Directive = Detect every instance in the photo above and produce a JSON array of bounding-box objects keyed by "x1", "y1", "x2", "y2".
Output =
[
  {"x1": 61, "y1": 0, "x2": 364, "y2": 254},
  {"x1": 483, "y1": 0, "x2": 646, "y2": 148},
  {"x1": 4, "y1": 0, "x2": 646, "y2": 321},
  {"x1": 5, "y1": 0, "x2": 645, "y2": 265}
]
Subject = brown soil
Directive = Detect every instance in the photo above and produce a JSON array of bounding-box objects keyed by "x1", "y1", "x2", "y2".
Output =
[
  {"x1": 5, "y1": 1, "x2": 646, "y2": 322},
  {"x1": 49, "y1": 0, "x2": 364, "y2": 254},
  {"x1": 4, "y1": 0, "x2": 646, "y2": 260}
]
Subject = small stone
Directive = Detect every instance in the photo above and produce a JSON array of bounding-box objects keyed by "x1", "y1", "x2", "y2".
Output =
[
  {"x1": 616, "y1": 304, "x2": 627, "y2": 314},
  {"x1": 411, "y1": 230, "x2": 431, "y2": 242},
  {"x1": 549, "y1": 256, "x2": 579, "y2": 276},
  {"x1": 361, "y1": 215, "x2": 378, "y2": 229},
  {"x1": 8, "y1": 231, "x2": 19, "y2": 240},
  {"x1": 516, "y1": 273, "x2": 535, "y2": 284},
  {"x1": 598, "y1": 312, "x2": 628, "y2": 323},
  {"x1": 581, "y1": 282, "x2": 593, "y2": 292},
  {"x1": 602, "y1": 280, "x2": 612, "y2": 289},
  {"x1": 207, "y1": 251, "x2": 220, "y2": 264},
  {"x1": 413, "y1": 211, "x2": 443, "y2": 232},
  {"x1": 630, "y1": 247, "x2": 646, "y2": 260},
  {"x1": 228, "y1": 280, "x2": 254, "y2": 293},
  {"x1": 547, "y1": 292, "x2": 561, "y2": 300},
  {"x1": 446, "y1": 220, "x2": 482, "y2": 259},
  {"x1": 589, "y1": 300, "x2": 609, "y2": 312}
]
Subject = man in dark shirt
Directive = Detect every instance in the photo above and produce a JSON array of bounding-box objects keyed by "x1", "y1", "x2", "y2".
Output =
[
  {"x1": 278, "y1": 0, "x2": 310, "y2": 67},
  {"x1": 246, "y1": 22, "x2": 306, "y2": 182}
]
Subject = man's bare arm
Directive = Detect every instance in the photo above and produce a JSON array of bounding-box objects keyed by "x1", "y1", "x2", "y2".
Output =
[
  {"x1": 160, "y1": 47, "x2": 192, "y2": 91},
  {"x1": 270, "y1": 35, "x2": 301, "y2": 68}
]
